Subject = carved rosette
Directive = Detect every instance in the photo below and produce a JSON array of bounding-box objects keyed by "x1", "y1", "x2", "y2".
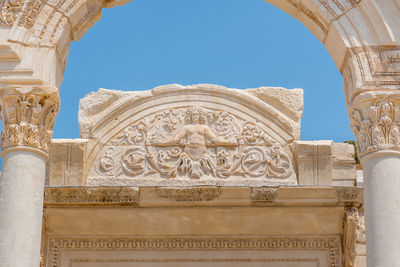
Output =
[
  {"x1": 350, "y1": 99, "x2": 400, "y2": 157},
  {"x1": 0, "y1": 87, "x2": 59, "y2": 156}
]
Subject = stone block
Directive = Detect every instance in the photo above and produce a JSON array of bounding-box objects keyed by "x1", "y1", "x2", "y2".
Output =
[
  {"x1": 47, "y1": 139, "x2": 88, "y2": 186},
  {"x1": 296, "y1": 140, "x2": 333, "y2": 185},
  {"x1": 332, "y1": 143, "x2": 356, "y2": 186}
]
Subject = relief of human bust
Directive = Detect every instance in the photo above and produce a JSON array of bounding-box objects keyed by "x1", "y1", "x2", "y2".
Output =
[{"x1": 150, "y1": 106, "x2": 236, "y2": 178}]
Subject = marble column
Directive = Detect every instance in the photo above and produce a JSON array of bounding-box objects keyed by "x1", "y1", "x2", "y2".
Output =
[
  {"x1": 362, "y1": 151, "x2": 400, "y2": 266},
  {"x1": 350, "y1": 99, "x2": 400, "y2": 267},
  {"x1": 0, "y1": 87, "x2": 59, "y2": 267}
]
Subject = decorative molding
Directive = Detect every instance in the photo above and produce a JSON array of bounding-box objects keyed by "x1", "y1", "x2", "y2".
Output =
[
  {"x1": 250, "y1": 187, "x2": 278, "y2": 206},
  {"x1": 350, "y1": 99, "x2": 400, "y2": 157},
  {"x1": 93, "y1": 105, "x2": 293, "y2": 180},
  {"x1": 44, "y1": 187, "x2": 139, "y2": 206},
  {"x1": 0, "y1": 0, "x2": 24, "y2": 26},
  {"x1": 335, "y1": 187, "x2": 360, "y2": 204},
  {"x1": 70, "y1": 257, "x2": 321, "y2": 264},
  {"x1": 17, "y1": 0, "x2": 42, "y2": 29},
  {"x1": 153, "y1": 187, "x2": 222, "y2": 202},
  {"x1": 46, "y1": 236, "x2": 341, "y2": 267},
  {"x1": 343, "y1": 207, "x2": 359, "y2": 267},
  {"x1": 0, "y1": 87, "x2": 59, "y2": 155}
]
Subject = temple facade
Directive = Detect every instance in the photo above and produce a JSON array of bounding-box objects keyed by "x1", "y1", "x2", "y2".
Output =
[
  {"x1": 0, "y1": 0, "x2": 399, "y2": 266},
  {"x1": 41, "y1": 84, "x2": 365, "y2": 266}
]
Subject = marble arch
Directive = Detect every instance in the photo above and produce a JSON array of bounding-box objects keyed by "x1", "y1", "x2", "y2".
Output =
[{"x1": 0, "y1": 0, "x2": 399, "y2": 267}]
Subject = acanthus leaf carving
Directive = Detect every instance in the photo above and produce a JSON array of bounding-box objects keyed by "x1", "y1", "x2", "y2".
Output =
[
  {"x1": 0, "y1": 87, "x2": 59, "y2": 155},
  {"x1": 350, "y1": 99, "x2": 400, "y2": 157},
  {"x1": 92, "y1": 105, "x2": 294, "y2": 180}
]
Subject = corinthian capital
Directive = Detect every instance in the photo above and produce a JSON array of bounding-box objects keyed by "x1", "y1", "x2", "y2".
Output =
[
  {"x1": 350, "y1": 98, "x2": 400, "y2": 158},
  {"x1": 0, "y1": 86, "x2": 59, "y2": 157}
]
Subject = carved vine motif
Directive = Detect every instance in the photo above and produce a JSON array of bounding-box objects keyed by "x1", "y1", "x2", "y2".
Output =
[
  {"x1": 0, "y1": 87, "x2": 59, "y2": 154},
  {"x1": 94, "y1": 106, "x2": 293, "y2": 180},
  {"x1": 350, "y1": 100, "x2": 400, "y2": 156}
]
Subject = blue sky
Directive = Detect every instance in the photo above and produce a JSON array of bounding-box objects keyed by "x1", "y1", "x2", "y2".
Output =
[{"x1": 55, "y1": 0, "x2": 354, "y2": 142}]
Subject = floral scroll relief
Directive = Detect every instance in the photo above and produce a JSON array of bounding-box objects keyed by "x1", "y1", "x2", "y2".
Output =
[
  {"x1": 350, "y1": 100, "x2": 400, "y2": 156},
  {"x1": 94, "y1": 106, "x2": 293, "y2": 179}
]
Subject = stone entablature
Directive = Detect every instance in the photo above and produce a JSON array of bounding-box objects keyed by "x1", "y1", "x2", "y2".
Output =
[
  {"x1": 43, "y1": 186, "x2": 363, "y2": 207},
  {"x1": 41, "y1": 185, "x2": 364, "y2": 267}
]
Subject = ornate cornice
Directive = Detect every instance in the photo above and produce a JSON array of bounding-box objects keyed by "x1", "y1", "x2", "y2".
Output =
[
  {"x1": 350, "y1": 99, "x2": 400, "y2": 157},
  {"x1": 0, "y1": 87, "x2": 59, "y2": 156}
]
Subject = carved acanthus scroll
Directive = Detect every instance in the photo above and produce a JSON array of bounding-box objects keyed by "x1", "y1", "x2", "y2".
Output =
[
  {"x1": 0, "y1": 87, "x2": 59, "y2": 155},
  {"x1": 93, "y1": 106, "x2": 293, "y2": 180},
  {"x1": 350, "y1": 99, "x2": 400, "y2": 157}
]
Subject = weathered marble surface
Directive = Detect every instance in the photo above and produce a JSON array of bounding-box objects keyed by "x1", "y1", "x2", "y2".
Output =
[
  {"x1": 79, "y1": 84, "x2": 303, "y2": 186},
  {"x1": 40, "y1": 84, "x2": 362, "y2": 267},
  {"x1": 46, "y1": 84, "x2": 356, "y2": 187},
  {"x1": 0, "y1": 0, "x2": 398, "y2": 266},
  {"x1": 42, "y1": 185, "x2": 364, "y2": 267}
]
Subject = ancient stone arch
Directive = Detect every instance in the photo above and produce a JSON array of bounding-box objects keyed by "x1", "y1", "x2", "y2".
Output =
[{"x1": 0, "y1": 1, "x2": 399, "y2": 266}]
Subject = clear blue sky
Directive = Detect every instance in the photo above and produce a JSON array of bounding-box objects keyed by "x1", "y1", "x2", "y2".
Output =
[{"x1": 55, "y1": 0, "x2": 354, "y2": 142}]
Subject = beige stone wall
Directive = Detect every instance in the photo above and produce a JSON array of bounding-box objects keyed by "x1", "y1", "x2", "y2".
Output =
[{"x1": 42, "y1": 186, "x2": 364, "y2": 267}]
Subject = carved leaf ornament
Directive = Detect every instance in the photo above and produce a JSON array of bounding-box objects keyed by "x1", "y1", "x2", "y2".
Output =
[
  {"x1": 0, "y1": 87, "x2": 59, "y2": 154},
  {"x1": 350, "y1": 100, "x2": 400, "y2": 156},
  {"x1": 94, "y1": 106, "x2": 293, "y2": 179}
]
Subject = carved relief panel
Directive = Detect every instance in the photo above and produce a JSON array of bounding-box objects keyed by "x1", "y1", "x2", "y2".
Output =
[
  {"x1": 81, "y1": 85, "x2": 303, "y2": 186},
  {"x1": 93, "y1": 105, "x2": 293, "y2": 181}
]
